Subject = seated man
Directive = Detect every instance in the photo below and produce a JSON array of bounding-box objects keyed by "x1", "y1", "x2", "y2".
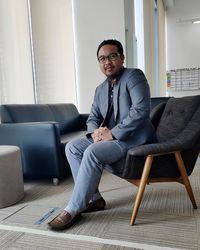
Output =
[{"x1": 48, "y1": 39, "x2": 156, "y2": 230}]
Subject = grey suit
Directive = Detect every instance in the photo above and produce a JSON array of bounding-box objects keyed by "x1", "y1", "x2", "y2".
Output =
[
  {"x1": 64, "y1": 68, "x2": 156, "y2": 216},
  {"x1": 87, "y1": 68, "x2": 155, "y2": 148}
]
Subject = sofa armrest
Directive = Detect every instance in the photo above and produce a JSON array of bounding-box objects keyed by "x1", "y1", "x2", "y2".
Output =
[
  {"x1": 80, "y1": 114, "x2": 89, "y2": 129},
  {"x1": 0, "y1": 122, "x2": 64, "y2": 179}
]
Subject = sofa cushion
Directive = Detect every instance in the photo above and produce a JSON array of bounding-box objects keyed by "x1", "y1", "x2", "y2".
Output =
[
  {"x1": 60, "y1": 130, "x2": 87, "y2": 145},
  {"x1": 60, "y1": 130, "x2": 87, "y2": 165}
]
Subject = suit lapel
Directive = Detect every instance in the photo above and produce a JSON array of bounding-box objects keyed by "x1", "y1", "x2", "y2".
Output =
[
  {"x1": 102, "y1": 81, "x2": 109, "y2": 118},
  {"x1": 113, "y1": 81, "x2": 120, "y2": 120}
]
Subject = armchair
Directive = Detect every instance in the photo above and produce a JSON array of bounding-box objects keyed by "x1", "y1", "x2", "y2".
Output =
[{"x1": 122, "y1": 95, "x2": 200, "y2": 225}]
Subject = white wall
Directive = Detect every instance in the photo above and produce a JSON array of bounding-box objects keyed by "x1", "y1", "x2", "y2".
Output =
[
  {"x1": 0, "y1": 0, "x2": 35, "y2": 104},
  {"x1": 124, "y1": 0, "x2": 136, "y2": 68},
  {"x1": 0, "y1": 0, "x2": 165, "y2": 108},
  {"x1": 72, "y1": 0, "x2": 126, "y2": 113},
  {"x1": 0, "y1": 0, "x2": 76, "y2": 105},
  {"x1": 30, "y1": 0, "x2": 76, "y2": 104},
  {"x1": 134, "y1": 0, "x2": 145, "y2": 72},
  {"x1": 157, "y1": 0, "x2": 166, "y2": 96},
  {"x1": 166, "y1": 0, "x2": 200, "y2": 97},
  {"x1": 166, "y1": 0, "x2": 200, "y2": 69},
  {"x1": 143, "y1": 0, "x2": 155, "y2": 92},
  {"x1": 135, "y1": 0, "x2": 166, "y2": 96}
]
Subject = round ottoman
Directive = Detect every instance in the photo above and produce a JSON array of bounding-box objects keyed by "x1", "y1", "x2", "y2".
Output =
[{"x1": 0, "y1": 146, "x2": 24, "y2": 208}]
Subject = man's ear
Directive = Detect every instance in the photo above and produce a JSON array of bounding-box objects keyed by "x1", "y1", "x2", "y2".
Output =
[{"x1": 120, "y1": 54, "x2": 125, "y2": 62}]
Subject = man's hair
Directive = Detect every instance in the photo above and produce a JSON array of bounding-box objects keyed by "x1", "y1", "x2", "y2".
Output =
[{"x1": 97, "y1": 39, "x2": 124, "y2": 57}]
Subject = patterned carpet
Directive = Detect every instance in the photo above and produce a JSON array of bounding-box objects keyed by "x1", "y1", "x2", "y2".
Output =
[{"x1": 0, "y1": 158, "x2": 200, "y2": 249}]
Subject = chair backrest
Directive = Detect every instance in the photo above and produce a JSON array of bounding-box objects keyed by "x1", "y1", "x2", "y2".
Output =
[
  {"x1": 156, "y1": 95, "x2": 200, "y2": 142},
  {"x1": 150, "y1": 97, "x2": 170, "y2": 111}
]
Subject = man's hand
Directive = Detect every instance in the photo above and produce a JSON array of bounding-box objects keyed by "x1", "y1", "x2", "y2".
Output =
[
  {"x1": 98, "y1": 127, "x2": 113, "y2": 141},
  {"x1": 91, "y1": 128, "x2": 102, "y2": 142},
  {"x1": 91, "y1": 127, "x2": 113, "y2": 142}
]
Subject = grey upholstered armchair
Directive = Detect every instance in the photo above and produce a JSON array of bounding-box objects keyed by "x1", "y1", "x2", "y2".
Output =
[{"x1": 123, "y1": 95, "x2": 200, "y2": 225}]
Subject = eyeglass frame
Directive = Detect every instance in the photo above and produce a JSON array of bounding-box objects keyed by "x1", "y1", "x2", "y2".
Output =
[{"x1": 98, "y1": 52, "x2": 121, "y2": 64}]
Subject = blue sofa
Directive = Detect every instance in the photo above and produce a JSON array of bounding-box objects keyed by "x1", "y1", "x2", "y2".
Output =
[
  {"x1": 0, "y1": 97, "x2": 170, "y2": 184},
  {"x1": 0, "y1": 103, "x2": 88, "y2": 184}
]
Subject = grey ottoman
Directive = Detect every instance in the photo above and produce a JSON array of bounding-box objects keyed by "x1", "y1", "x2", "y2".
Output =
[{"x1": 0, "y1": 146, "x2": 24, "y2": 208}]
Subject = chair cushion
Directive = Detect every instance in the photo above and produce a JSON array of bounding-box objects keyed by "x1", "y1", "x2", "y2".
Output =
[{"x1": 156, "y1": 95, "x2": 200, "y2": 142}]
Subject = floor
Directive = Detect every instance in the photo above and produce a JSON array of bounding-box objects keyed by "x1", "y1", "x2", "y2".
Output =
[{"x1": 0, "y1": 159, "x2": 200, "y2": 249}]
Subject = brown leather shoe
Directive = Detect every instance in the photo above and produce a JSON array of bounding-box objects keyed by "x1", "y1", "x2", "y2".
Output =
[
  {"x1": 82, "y1": 197, "x2": 106, "y2": 213},
  {"x1": 48, "y1": 211, "x2": 81, "y2": 230}
]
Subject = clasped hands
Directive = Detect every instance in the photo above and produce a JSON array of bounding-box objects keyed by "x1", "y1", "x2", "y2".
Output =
[{"x1": 91, "y1": 127, "x2": 113, "y2": 142}]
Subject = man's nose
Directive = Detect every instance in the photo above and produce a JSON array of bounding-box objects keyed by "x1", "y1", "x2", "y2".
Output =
[{"x1": 104, "y1": 57, "x2": 111, "y2": 64}]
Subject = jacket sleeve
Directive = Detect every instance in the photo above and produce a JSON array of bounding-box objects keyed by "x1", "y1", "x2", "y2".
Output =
[{"x1": 111, "y1": 69, "x2": 151, "y2": 140}]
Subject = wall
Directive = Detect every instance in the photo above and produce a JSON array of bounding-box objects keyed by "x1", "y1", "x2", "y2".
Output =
[
  {"x1": 166, "y1": 0, "x2": 200, "y2": 97},
  {"x1": 143, "y1": 0, "x2": 155, "y2": 93},
  {"x1": 135, "y1": 0, "x2": 166, "y2": 97},
  {"x1": 0, "y1": 0, "x2": 76, "y2": 105},
  {"x1": 30, "y1": 0, "x2": 76, "y2": 104},
  {"x1": 72, "y1": 0, "x2": 126, "y2": 113},
  {"x1": 157, "y1": 0, "x2": 166, "y2": 96},
  {"x1": 0, "y1": 0, "x2": 163, "y2": 110},
  {"x1": 0, "y1": 0, "x2": 35, "y2": 104},
  {"x1": 124, "y1": 0, "x2": 136, "y2": 68},
  {"x1": 134, "y1": 0, "x2": 145, "y2": 74}
]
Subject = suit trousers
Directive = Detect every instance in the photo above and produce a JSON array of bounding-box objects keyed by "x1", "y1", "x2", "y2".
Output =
[{"x1": 64, "y1": 137, "x2": 127, "y2": 216}]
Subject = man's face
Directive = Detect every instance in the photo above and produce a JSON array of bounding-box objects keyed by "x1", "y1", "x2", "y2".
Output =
[{"x1": 97, "y1": 45, "x2": 124, "y2": 78}]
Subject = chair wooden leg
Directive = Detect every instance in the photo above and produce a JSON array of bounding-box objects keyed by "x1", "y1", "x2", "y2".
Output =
[
  {"x1": 174, "y1": 152, "x2": 197, "y2": 209},
  {"x1": 130, "y1": 155, "x2": 153, "y2": 225}
]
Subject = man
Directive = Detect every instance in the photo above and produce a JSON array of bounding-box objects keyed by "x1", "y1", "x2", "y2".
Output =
[{"x1": 48, "y1": 39, "x2": 156, "y2": 230}]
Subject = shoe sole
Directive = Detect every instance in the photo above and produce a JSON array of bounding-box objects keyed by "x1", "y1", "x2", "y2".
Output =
[{"x1": 82, "y1": 206, "x2": 105, "y2": 213}]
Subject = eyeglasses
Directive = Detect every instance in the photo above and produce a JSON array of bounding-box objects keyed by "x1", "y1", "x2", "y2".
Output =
[{"x1": 98, "y1": 53, "x2": 121, "y2": 64}]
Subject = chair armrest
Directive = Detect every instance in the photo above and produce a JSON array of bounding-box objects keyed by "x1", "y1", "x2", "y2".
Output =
[
  {"x1": 128, "y1": 141, "x2": 181, "y2": 156},
  {"x1": 128, "y1": 132, "x2": 198, "y2": 157}
]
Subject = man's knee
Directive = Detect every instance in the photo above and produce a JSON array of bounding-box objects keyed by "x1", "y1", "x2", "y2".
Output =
[
  {"x1": 83, "y1": 143, "x2": 103, "y2": 162},
  {"x1": 65, "y1": 138, "x2": 80, "y2": 157},
  {"x1": 65, "y1": 137, "x2": 91, "y2": 158},
  {"x1": 83, "y1": 141, "x2": 126, "y2": 165}
]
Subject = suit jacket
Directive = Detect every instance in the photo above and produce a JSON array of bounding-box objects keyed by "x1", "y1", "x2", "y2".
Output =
[{"x1": 87, "y1": 68, "x2": 156, "y2": 149}]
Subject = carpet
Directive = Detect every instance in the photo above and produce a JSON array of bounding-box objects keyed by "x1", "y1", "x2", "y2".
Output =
[{"x1": 0, "y1": 158, "x2": 200, "y2": 249}]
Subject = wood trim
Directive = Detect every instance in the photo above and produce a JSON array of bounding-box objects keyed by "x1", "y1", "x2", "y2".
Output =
[
  {"x1": 128, "y1": 177, "x2": 183, "y2": 185},
  {"x1": 174, "y1": 152, "x2": 197, "y2": 209},
  {"x1": 128, "y1": 179, "x2": 141, "y2": 187},
  {"x1": 130, "y1": 155, "x2": 153, "y2": 225},
  {"x1": 129, "y1": 150, "x2": 197, "y2": 226}
]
